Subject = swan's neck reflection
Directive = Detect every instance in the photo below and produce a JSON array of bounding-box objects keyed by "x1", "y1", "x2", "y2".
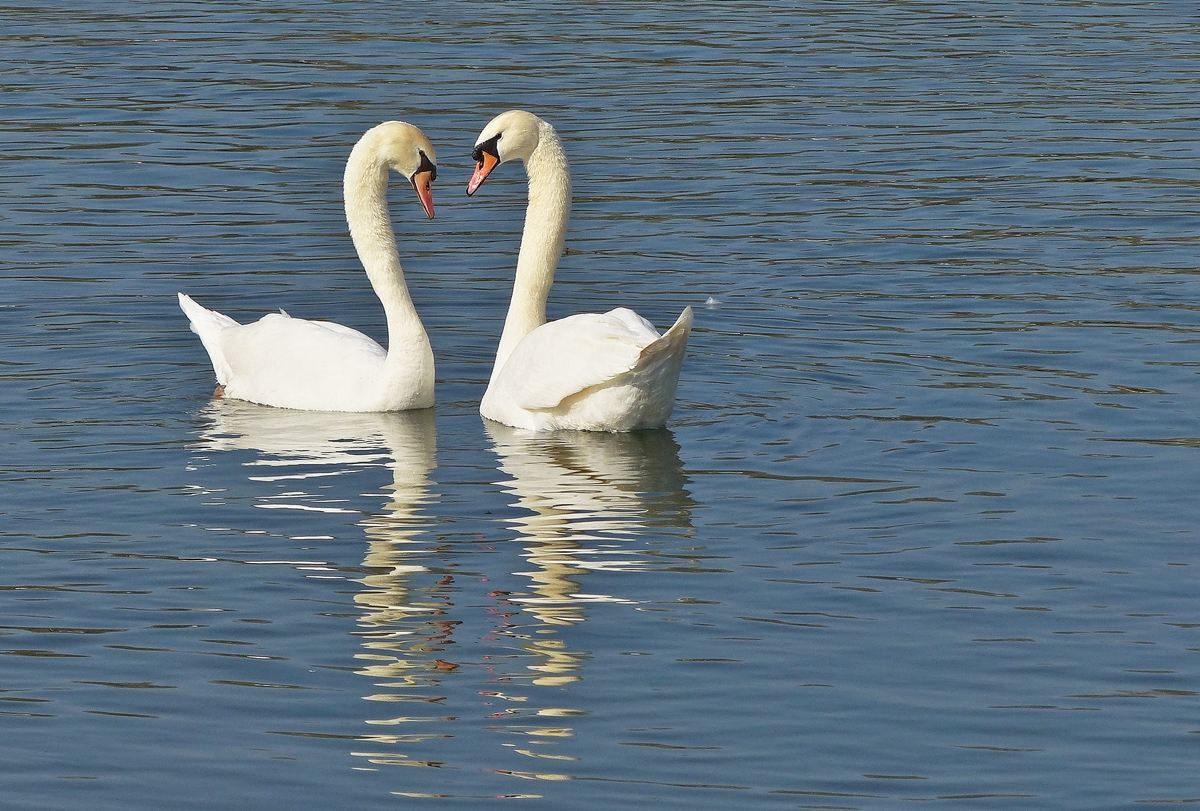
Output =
[{"x1": 486, "y1": 423, "x2": 694, "y2": 685}]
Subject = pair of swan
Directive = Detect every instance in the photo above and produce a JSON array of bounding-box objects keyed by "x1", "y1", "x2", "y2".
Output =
[{"x1": 178, "y1": 112, "x2": 692, "y2": 431}]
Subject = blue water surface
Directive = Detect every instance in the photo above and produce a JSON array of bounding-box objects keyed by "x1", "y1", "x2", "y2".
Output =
[{"x1": 3, "y1": 2, "x2": 1200, "y2": 809}]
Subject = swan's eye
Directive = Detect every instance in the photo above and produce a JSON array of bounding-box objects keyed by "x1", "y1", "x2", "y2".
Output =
[
  {"x1": 416, "y1": 150, "x2": 437, "y2": 181},
  {"x1": 472, "y1": 134, "x2": 501, "y2": 164}
]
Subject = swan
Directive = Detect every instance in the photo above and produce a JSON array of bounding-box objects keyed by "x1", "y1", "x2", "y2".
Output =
[
  {"x1": 466, "y1": 110, "x2": 692, "y2": 432},
  {"x1": 178, "y1": 120, "x2": 438, "y2": 412}
]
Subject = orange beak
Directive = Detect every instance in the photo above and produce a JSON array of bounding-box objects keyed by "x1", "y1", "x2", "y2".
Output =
[
  {"x1": 411, "y1": 169, "x2": 435, "y2": 219},
  {"x1": 466, "y1": 151, "x2": 499, "y2": 196}
]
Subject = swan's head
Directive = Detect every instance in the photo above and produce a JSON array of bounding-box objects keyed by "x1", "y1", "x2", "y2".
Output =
[
  {"x1": 358, "y1": 121, "x2": 439, "y2": 219},
  {"x1": 466, "y1": 110, "x2": 546, "y2": 196}
]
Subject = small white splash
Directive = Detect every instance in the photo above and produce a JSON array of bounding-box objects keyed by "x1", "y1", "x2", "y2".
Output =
[{"x1": 705, "y1": 296, "x2": 720, "y2": 308}]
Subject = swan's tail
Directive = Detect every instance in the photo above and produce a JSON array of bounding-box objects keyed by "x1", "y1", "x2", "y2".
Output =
[
  {"x1": 632, "y1": 306, "x2": 692, "y2": 426},
  {"x1": 178, "y1": 293, "x2": 238, "y2": 385},
  {"x1": 640, "y1": 306, "x2": 693, "y2": 366}
]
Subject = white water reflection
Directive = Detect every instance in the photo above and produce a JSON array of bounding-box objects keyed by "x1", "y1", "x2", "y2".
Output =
[{"x1": 485, "y1": 423, "x2": 694, "y2": 685}]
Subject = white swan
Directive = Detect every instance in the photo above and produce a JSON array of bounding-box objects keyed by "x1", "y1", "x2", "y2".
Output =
[
  {"x1": 178, "y1": 121, "x2": 438, "y2": 412},
  {"x1": 466, "y1": 110, "x2": 692, "y2": 432}
]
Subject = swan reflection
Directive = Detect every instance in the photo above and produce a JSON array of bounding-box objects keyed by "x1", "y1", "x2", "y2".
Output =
[
  {"x1": 195, "y1": 400, "x2": 448, "y2": 742},
  {"x1": 485, "y1": 423, "x2": 694, "y2": 686},
  {"x1": 192, "y1": 402, "x2": 696, "y2": 779}
]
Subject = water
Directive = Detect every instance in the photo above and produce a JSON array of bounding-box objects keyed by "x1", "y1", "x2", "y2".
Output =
[{"x1": 3, "y1": 2, "x2": 1200, "y2": 808}]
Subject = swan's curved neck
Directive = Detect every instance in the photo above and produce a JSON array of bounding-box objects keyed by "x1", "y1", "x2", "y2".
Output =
[
  {"x1": 491, "y1": 121, "x2": 571, "y2": 384},
  {"x1": 344, "y1": 148, "x2": 431, "y2": 370}
]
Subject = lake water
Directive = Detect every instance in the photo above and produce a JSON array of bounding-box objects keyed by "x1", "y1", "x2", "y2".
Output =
[{"x1": 3, "y1": 2, "x2": 1200, "y2": 809}]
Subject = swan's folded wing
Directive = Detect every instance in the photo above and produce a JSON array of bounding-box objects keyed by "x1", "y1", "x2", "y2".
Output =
[
  {"x1": 500, "y1": 309, "x2": 662, "y2": 411},
  {"x1": 218, "y1": 312, "x2": 386, "y2": 394}
]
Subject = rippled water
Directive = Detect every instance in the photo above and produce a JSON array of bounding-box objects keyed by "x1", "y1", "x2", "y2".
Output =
[{"x1": 4, "y1": 3, "x2": 1200, "y2": 809}]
